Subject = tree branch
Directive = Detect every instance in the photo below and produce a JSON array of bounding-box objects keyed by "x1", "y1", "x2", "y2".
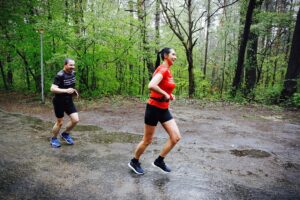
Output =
[{"x1": 207, "y1": 0, "x2": 240, "y2": 21}]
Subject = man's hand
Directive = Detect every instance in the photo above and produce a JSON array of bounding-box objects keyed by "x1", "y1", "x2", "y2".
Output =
[
  {"x1": 73, "y1": 89, "x2": 79, "y2": 98},
  {"x1": 65, "y1": 88, "x2": 76, "y2": 94}
]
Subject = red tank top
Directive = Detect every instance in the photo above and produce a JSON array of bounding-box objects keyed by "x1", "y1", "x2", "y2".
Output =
[{"x1": 148, "y1": 65, "x2": 176, "y2": 109}]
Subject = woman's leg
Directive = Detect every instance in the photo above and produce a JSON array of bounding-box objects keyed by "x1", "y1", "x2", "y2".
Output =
[
  {"x1": 129, "y1": 124, "x2": 156, "y2": 174},
  {"x1": 134, "y1": 124, "x2": 156, "y2": 159},
  {"x1": 159, "y1": 119, "x2": 181, "y2": 157}
]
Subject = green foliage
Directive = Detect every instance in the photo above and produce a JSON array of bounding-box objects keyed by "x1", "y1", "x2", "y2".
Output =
[
  {"x1": 0, "y1": 0, "x2": 298, "y2": 107},
  {"x1": 291, "y1": 93, "x2": 300, "y2": 107},
  {"x1": 255, "y1": 84, "x2": 283, "y2": 104},
  {"x1": 256, "y1": 11, "x2": 294, "y2": 34}
]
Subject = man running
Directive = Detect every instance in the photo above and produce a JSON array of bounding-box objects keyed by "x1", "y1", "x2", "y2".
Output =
[{"x1": 50, "y1": 58, "x2": 79, "y2": 148}]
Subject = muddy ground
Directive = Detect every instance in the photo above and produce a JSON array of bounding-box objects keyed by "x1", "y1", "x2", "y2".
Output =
[{"x1": 0, "y1": 92, "x2": 299, "y2": 200}]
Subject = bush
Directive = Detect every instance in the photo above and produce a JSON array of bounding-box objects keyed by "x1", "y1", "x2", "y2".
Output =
[
  {"x1": 255, "y1": 84, "x2": 282, "y2": 104},
  {"x1": 291, "y1": 93, "x2": 300, "y2": 108}
]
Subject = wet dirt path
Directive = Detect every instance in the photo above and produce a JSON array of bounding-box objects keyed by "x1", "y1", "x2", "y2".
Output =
[{"x1": 0, "y1": 93, "x2": 299, "y2": 199}]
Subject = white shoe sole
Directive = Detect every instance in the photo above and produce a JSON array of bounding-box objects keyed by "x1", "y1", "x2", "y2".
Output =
[
  {"x1": 128, "y1": 163, "x2": 144, "y2": 175},
  {"x1": 152, "y1": 162, "x2": 170, "y2": 174}
]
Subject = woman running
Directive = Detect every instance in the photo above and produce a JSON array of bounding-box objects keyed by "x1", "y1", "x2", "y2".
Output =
[{"x1": 128, "y1": 47, "x2": 181, "y2": 174}]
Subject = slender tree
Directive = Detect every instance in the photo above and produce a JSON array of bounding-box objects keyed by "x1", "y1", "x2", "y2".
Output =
[
  {"x1": 155, "y1": 0, "x2": 160, "y2": 52},
  {"x1": 0, "y1": 59, "x2": 8, "y2": 90},
  {"x1": 231, "y1": 0, "x2": 256, "y2": 96},
  {"x1": 160, "y1": 0, "x2": 205, "y2": 97},
  {"x1": 220, "y1": 0, "x2": 227, "y2": 96},
  {"x1": 137, "y1": 0, "x2": 154, "y2": 95},
  {"x1": 280, "y1": 7, "x2": 300, "y2": 100},
  {"x1": 203, "y1": 0, "x2": 211, "y2": 78},
  {"x1": 244, "y1": 0, "x2": 263, "y2": 97}
]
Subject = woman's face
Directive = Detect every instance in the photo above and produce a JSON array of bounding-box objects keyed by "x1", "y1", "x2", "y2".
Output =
[{"x1": 165, "y1": 49, "x2": 177, "y2": 66}]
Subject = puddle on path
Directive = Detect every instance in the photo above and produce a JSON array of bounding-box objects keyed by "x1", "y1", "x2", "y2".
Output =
[{"x1": 230, "y1": 149, "x2": 271, "y2": 158}]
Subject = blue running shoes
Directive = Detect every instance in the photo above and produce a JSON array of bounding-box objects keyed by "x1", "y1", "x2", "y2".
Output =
[
  {"x1": 128, "y1": 160, "x2": 144, "y2": 175},
  {"x1": 60, "y1": 132, "x2": 74, "y2": 145},
  {"x1": 50, "y1": 137, "x2": 61, "y2": 148}
]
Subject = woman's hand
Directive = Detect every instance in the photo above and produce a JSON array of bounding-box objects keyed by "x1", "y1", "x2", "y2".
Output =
[
  {"x1": 170, "y1": 94, "x2": 175, "y2": 101},
  {"x1": 163, "y1": 93, "x2": 170, "y2": 101}
]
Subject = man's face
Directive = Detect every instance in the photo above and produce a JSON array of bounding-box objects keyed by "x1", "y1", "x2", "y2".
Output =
[{"x1": 64, "y1": 60, "x2": 75, "y2": 73}]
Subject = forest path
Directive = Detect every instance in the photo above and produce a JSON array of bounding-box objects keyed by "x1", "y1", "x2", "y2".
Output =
[{"x1": 0, "y1": 92, "x2": 299, "y2": 199}]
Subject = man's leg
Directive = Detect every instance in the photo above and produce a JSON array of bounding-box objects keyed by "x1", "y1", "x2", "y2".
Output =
[
  {"x1": 65, "y1": 112, "x2": 79, "y2": 133},
  {"x1": 51, "y1": 118, "x2": 64, "y2": 148},
  {"x1": 52, "y1": 118, "x2": 64, "y2": 138},
  {"x1": 61, "y1": 112, "x2": 79, "y2": 145}
]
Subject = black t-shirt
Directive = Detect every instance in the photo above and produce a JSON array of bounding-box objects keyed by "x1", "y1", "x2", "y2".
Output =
[{"x1": 53, "y1": 70, "x2": 76, "y2": 98}]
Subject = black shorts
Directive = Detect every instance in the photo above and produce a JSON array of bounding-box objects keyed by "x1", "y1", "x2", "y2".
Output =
[
  {"x1": 52, "y1": 97, "x2": 77, "y2": 118},
  {"x1": 144, "y1": 104, "x2": 173, "y2": 126}
]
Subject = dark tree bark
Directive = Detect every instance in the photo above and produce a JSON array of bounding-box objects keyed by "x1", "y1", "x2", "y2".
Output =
[
  {"x1": 244, "y1": 0, "x2": 263, "y2": 97},
  {"x1": 7, "y1": 68, "x2": 13, "y2": 88},
  {"x1": 6, "y1": 54, "x2": 13, "y2": 89},
  {"x1": 16, "y1": 50, "x2": 34, "y2": 90},
  {"x1": 231, "y1": 0, "x2": 256, "y2": 96},
  {"x1": 64, "y1": 0, "x2": 69, "y2": 23},
  {"x1": 0, "y1": 60, "x2": 8, "y2": 90},
  {"x1": 245, "y1": 31, "x2": 258, "y2": 95},
  {"x1": 280, "y1": 7, "x2": 300, "y2": 99}
]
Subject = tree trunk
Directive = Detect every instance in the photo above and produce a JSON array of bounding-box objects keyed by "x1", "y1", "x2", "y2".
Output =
[
  {"x1": 231, "y1": 0, "x2": 256, "y2": 96},
  {"x1": 203, "y1": 0, "x2": 211, "y2": 77},
  {"x1": 257, "y1": 0, "x2": 273, "y2": 85},
  {"x1": 6, "y1": 54, "x2": 14, "y2": 89},
  {"x1": 272, "y1": 26, "x2": 282, "y2": 87},
  {"x1": 245, "y1": 31, "x2": 258, "y2": 95},
  {"x1": 47, "y1": 0, "x2": 56, "y2": 54},
  {"x1": 64, "y1": 0, "x2": 69, "y2": 22},
  {"x1": 160, "y1": 0, "x2": 197, "y2": 97},
  {"x1": 155, "y1": 0, "x2": 160, "y2": 52},
  {"x1": 187, "y1": 0, "x2": 195, "y2": 97},
  {"x1": 272, "y1": 59, "x2": 278, "y2": 86},
  {"x1": 128, "y1": 0, "x2": 134, "y2": 94},
  {"x1": 137, "y1": 0, "x2": 154, "y2": 73},
  {"x1": 221, "y1": 0, "x2": 227, "y2": 97},
  {"x1": 7, "y1": 68, "x2": 13, "y2": 88},
  {"x1": 186, "y1": 44, "x2": 195, "y2": 96},
  {"x1": 73, "y1": 0, "x2": 88, "y2": 90},
  {"x1": 284, "y1": 0, "x2": 294, "y2": 60},
  {"x1": 0, "y1": 60, "x2": 8, "y2": 90},
  {"x1": 24, "y1": 65, "x2": 30, "y2": 90},
  {"x1": 244, "y1": 0, "x2": 262, "y2": 97},
  {"x1": 90, "y1": 1, "x2": 97, "y2": 90},
  {"x1": 280, "y1": 7, "x2": 300, "y2": 99}
]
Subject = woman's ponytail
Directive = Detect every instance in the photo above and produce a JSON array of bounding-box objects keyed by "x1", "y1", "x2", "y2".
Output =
[
  {"x1": 154, "y1": 48, "x2": 172, "y2": 70},
  {"x1": 155, "y1": 51, "x2": 161, "y2": 70}
]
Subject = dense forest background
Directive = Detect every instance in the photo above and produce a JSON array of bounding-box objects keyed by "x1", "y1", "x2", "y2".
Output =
[{"x1": 0, "y1": 0, "x2": 299, "y2": 106}]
